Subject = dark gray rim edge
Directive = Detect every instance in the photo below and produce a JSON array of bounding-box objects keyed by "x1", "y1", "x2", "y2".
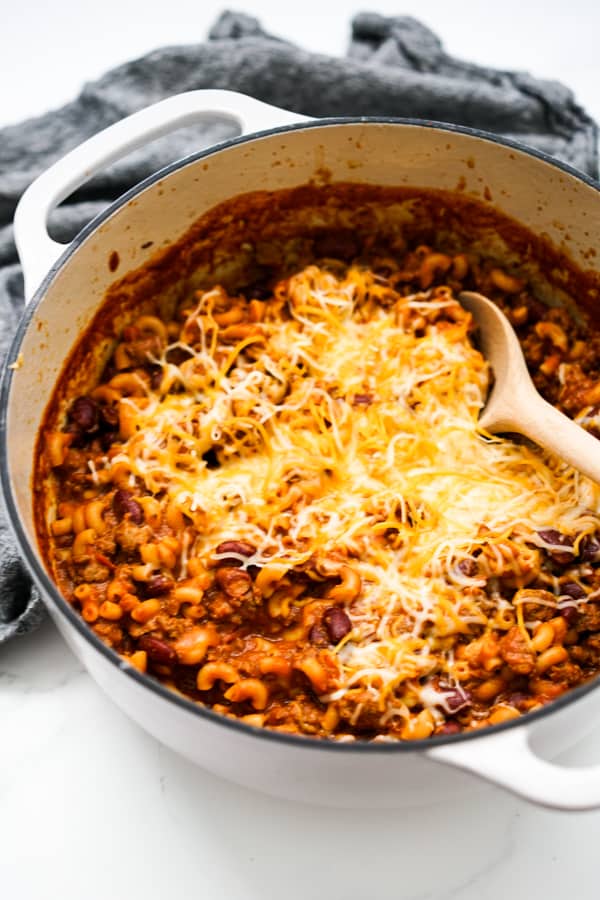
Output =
[{"x1": 2, "y1": 115, "x2": 600, "y2": 756}]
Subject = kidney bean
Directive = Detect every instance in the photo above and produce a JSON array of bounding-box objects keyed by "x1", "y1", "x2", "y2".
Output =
[
  {"x1": 561, "y1": 582, "x2": 586, "y2": 600},
  {"x1": 537, "y1": 529, "x2": 574, "y2": 565},
  {"x1": 63, "y1": 423, "x2": 86, "y2": 448},
  {"x1": 144, "y1": 575, "x2": 174, "y2": 597},
  {"x1": 323, "y1": 606, "x2": 352, "y2": 643},
  {"x1": 138, "y1": 635, "x2": 177, "y2": 665},
  {"x1": 113, "y1": 489, "x2": 143, "y2": 525},
  {"x1": 214, "y1": 540, "x2": 255, "y2": 568},
  {"x1": 581, "y1": 535, "x2": 600, "y2": 563},
  {"x1": 561, "y1": 604, "x2": 580, "y2": 626},
  {"x1": 216, "y1": 566, "x2": 252, "y2": 598},
  {"x1": 538, "y1": 528, "x2": 568, "y2": 545},
  {"x1": 445, "y1": 688, "x2": 472, "y2": 712},
  {"x1": 69, "y1": 396, "x2": 98, "y2": 432},
  {"x1": 353, "y1": 394, "x2": 373, "y2": 406}
]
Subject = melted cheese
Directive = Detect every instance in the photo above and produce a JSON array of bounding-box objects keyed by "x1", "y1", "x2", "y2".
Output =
[{"x1": 102, "y1": 266, "x2": 600, "y2": 719}]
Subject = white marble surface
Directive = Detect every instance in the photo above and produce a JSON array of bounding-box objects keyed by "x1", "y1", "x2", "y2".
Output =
[{"x1": 4, "y1": 2, "x2": 600, "y2": 898}]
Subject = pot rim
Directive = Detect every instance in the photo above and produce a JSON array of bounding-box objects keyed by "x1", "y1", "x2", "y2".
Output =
[{"x1": 3, "y1": 114, "x2": 600, "y2": 755}]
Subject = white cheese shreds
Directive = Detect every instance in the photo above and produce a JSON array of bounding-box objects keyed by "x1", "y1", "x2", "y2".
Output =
[{"x1": 105, "y1": 265, "x2": 600, "y2": 725}]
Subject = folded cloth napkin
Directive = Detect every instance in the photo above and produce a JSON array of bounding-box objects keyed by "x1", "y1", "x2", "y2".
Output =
[{"x1": 0, "y1": 11, "x2": 596, "y2": 644}]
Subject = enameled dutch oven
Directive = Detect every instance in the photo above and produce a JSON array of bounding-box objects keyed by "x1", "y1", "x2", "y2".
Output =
[{"x1": 4, "y1": 89, "x2": 600, "y2": 811}]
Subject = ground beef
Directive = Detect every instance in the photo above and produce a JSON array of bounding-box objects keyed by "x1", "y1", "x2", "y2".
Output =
[{"x1": 499, "y1": 626, "x2": 535, "y2": 674}]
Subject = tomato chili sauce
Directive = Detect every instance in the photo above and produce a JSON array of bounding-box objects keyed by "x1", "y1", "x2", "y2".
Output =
[{"x1": 34, "y1": 184, "x2": 600, "y2": 741}]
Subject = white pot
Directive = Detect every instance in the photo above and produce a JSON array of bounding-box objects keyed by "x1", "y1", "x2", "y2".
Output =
[{"x1": 4, "y1": 89, "x2": 600, "y2": 811}]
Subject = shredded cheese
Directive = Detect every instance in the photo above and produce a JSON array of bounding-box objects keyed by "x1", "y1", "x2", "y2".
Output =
[{"x1": 103, "y1": 266, "x2": 600, "y2": 723}]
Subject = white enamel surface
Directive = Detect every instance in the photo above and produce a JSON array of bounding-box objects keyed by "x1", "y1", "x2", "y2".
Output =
[
  {"x1": 429, "y1": 703, "x2": 600, "y2": 811},
  {"x1": 8, "y1": 95, "x2": 600, "y2": 812},
  {"x1": 14, "y1": 90, "x2": 306, "y2": 301}
]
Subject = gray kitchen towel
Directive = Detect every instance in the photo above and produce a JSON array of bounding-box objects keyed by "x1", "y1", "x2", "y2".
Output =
[{"x1": 0, "y1": 11, "x2": 597, "y2": 643}]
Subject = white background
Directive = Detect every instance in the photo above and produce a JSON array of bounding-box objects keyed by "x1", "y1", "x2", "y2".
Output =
[
  {"x1": 3, "y1": 3, "x2": 600, "y2": 899},
  {"x1": 2, "y1": 0, "x2": 600, "y2": 127}
]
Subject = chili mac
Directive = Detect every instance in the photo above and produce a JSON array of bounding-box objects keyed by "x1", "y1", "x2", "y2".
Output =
[{"x1": 36, "y1": 190, "x2": 600, "y2": 741}]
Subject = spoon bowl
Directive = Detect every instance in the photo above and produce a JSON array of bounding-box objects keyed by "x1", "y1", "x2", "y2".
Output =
[{"x1": 459, "y1": 290, "x2": 600, "y2": 484}]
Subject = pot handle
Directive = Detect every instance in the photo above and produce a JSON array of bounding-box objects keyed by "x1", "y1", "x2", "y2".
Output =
[
  {"x1": 427, "y1": 719, "x2": 600, "y2": 810},
  {"x1": 14, "y1": 89, "x2": 307, "y2": 302}
]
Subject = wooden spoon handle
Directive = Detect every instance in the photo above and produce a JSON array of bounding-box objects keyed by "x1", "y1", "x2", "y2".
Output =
[{"x1": 515, "y1": 396, "x2": 600, "y2": 485}]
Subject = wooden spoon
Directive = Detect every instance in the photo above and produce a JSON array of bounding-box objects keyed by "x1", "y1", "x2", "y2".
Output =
[{"x1": 459, "y1": 290, "x2": 600, "y2": 484}]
